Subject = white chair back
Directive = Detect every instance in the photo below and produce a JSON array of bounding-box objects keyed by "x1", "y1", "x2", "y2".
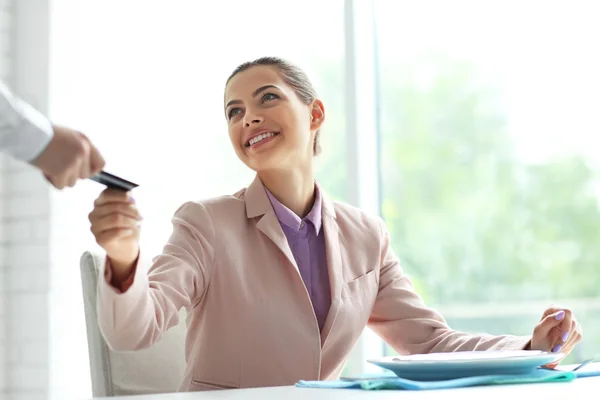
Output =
[{"x1": 79, "y1": 251, "x2": 187, "y2": 396}]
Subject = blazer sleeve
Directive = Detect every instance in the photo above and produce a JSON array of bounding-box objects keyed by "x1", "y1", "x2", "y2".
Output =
[
  {"x1": 97, "y1": 201, "x2": 215, "y2": 351},
  {"x1": 367, "y1": 218, "x2": 531, "y2": 354}
]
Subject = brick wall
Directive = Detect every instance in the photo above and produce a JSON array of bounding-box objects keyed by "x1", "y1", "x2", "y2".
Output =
[
  {"x1": 0, "y1": 0, "x2": 13, "y2": 394},
  {"x1": 1, "y1": 0, "x2": 52, "y2": 399}
]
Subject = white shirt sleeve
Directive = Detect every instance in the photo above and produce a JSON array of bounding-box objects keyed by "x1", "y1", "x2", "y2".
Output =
[{"x1": 0, "y1": 81, "x2": 54, "y2": 162}]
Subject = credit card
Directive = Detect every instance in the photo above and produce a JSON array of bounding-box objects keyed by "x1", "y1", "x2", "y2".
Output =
[{"x1": 89, "y1": 171, "x2": 139, "y2": 191}]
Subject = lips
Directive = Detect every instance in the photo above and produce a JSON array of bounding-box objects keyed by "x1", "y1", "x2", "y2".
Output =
[{"x1": 245, "y1": 131, "x2": 280, "y2": 147}]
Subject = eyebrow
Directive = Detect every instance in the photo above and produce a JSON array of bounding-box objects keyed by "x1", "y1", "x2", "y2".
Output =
[{"x1": 225, "y1": 84, "x2": 280, "y2": 110}]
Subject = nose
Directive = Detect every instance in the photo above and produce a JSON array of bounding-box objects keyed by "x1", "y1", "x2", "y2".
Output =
[{"x1": 243, "y1": 109, "x2": 264, "y2": 127}]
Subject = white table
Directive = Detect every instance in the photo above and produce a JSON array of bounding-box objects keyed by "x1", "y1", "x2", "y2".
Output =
[{"x1": 92, "y1": 376, "x2": 600, "y2": 399}]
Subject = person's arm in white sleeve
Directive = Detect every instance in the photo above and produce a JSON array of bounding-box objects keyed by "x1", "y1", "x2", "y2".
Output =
[
  {"x1": 0, "y1": 81, "x2": 54, "y2": 162},
  {"x1": 0, "y1": 81, "x2": 106, "y2": 189}
]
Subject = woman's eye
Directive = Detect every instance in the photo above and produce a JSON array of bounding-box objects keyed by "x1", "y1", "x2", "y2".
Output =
[
  {"x1": 262, "y1": 93, "x2": 279, "y2": 102},
  {"x1": 228, "y1": 108, "x2": 242, "y2": 119}
]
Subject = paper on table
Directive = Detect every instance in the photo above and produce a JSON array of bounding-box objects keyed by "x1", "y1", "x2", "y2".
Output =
[{"x1": 392, "y1": 350, "x2": 546, "y2": 362}]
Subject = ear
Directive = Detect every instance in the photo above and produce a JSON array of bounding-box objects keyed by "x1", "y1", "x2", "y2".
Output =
[{"x1": 309, "y1": 99, "x2": 325, "y2": 132}]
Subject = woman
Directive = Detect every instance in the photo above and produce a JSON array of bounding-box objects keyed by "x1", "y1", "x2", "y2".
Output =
[{"x1": 88, "y1": 57, "x2": 582, "y2": 391}]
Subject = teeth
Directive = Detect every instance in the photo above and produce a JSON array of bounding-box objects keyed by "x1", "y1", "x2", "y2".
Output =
[{"x1": 249, "y1": 132, "x2": 276, "y2": 146}]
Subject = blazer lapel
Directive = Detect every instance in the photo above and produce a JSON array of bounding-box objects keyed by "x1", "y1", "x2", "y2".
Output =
[
  {"x1": 320, "y1": 196, "x2": 343, "y2": 347},
  {"x1": 245, "y1": 175, "x2": 299, "y2": 272}
]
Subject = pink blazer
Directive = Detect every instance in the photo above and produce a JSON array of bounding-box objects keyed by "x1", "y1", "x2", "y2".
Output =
[{"x1": 98, "y1": 176, "x2": 530, "y2": 391}]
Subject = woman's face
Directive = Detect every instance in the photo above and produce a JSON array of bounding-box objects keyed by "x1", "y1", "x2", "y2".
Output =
[{"x1": 224, "y1": 65, "x2": 324, "y2": 173}]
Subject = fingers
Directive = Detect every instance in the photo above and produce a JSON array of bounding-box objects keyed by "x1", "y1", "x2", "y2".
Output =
[
  {"x1": 77, "y1": 134, "x2": 92, "y2": 181},
  {"x1": 557, "y1": 319, "x2": 576, "y2": 351},
  {"x1": 532, "y1": 306, "x2": 583, "y2": 362},
  {"x1": 65, "y1": 131, "x2": 91, "y2": 187},
  {"x1": 88, "y1": 188, "x2": 141, "y2": 266},
  {"x1": 547, "y1": 325, "x2": 563, "y2": 353},
  {"x1": 91, "y1": 202, "x2": 141, "y2": 221},
  {"x1": 548, "y1": 308, "x2": 573, "y2": 353},
  {"x1": 32, "y1": 125, "x2": 106, "y2": 189},
  {"x1": 44, "y1": 174, "x2": 61, "y2": 190},
  {"x1": 66, "y1": 168, "x2": 80, "y2": 188},
  {"x1": 94, "y1": 227, "x2": 138, "y2": 247},
  {"x1": 78, "y1": 132, "x2": 105, "y2": 178},
  {"x1": 52, "y1": 172, "x2": 77, "y2": 190},
  {"x1": 94, "y1": 188, "x2": 135, "y2": 207},
  {"x1": 562, "y1": 320, "x2": 583, "y2": 353},
  {"x1": 558, "y1": 309, "x2": 573, "y2": 343},
  {"x1": 88, "y1": 142, "x2": 106, "y2": 175},
  {"x1": 89, "y1": 191, "x2": 141, "y2": 235},
  {"x1": 89, "y1": 207, "x2": 142, "y2": 235},
  {"x1": 533, "y1": 310, "x2": 567, "y2": 347}
]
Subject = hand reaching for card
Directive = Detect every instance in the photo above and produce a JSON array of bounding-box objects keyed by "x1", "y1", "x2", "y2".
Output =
[
  {"x1": 88, "y1": 188, "x2": 142, "y2": 282},
  {"x1": 529, "y1": 306, "x2": 583, "y2": 367}
]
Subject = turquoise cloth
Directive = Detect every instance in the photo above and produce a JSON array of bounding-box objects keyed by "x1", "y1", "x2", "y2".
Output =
[{"x1": 296, "y1": 368, "x2": 579, "y2": 390}]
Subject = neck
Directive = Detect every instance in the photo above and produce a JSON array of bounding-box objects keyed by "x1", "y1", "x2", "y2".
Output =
[{"x1": 259, "y1": 167, "x2": 315, "y2": 218}]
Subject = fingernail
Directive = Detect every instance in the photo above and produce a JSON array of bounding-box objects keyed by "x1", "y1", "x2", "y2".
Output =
[
  {"x1": 554, "y1": 311, "x2": 565, "y2": 321},
  {"x1": 561, "y1": 332, "x2": 569, "y2": 342},
  {"x1": 552, "y1": 344, "x2": 563, "y2": 353}
]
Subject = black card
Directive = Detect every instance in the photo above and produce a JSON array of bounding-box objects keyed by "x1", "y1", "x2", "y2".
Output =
[{"x1": 90, "y1": 171, "x2": 139, "y2": 191}]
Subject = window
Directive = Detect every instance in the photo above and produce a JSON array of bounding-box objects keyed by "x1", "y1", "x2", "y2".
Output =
[
  {"x1": 49, "y1": 1, "x2": 345, "y2": 398},
  {"x1": 375, "y1": 0, "x2": 600, "y2": 362}
]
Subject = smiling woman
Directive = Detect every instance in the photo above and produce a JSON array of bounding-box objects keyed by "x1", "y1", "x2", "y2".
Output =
[
  {"x1": 47, "y1": 1, "x2": 347, "y2": 398},
  {"x1": 223, "y1": 58, "x2": 325, "y2": 208},
  {"x1": 225, "y1": 57, "x2": 324, "y2": 153},
  {"x1": 44, "y1": 1, "x2": 593, "y2": 399},
  {"x1": 85, "y1": 55, "x2": 581, "y2": 394},
  {"x1": 224, "y1": 85, "x2": 286, "y2": 150}
]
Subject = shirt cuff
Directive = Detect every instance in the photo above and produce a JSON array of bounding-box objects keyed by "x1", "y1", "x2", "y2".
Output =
[
  {"x1": 0, "y1": 83, "x2": 54, "y2": 162},
  {"x1": 17, "y1": 103, "x2": 54, "y2": 162},
  {"x1": 104, "y1": 256, "x2": 138, "y2": 293}
]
